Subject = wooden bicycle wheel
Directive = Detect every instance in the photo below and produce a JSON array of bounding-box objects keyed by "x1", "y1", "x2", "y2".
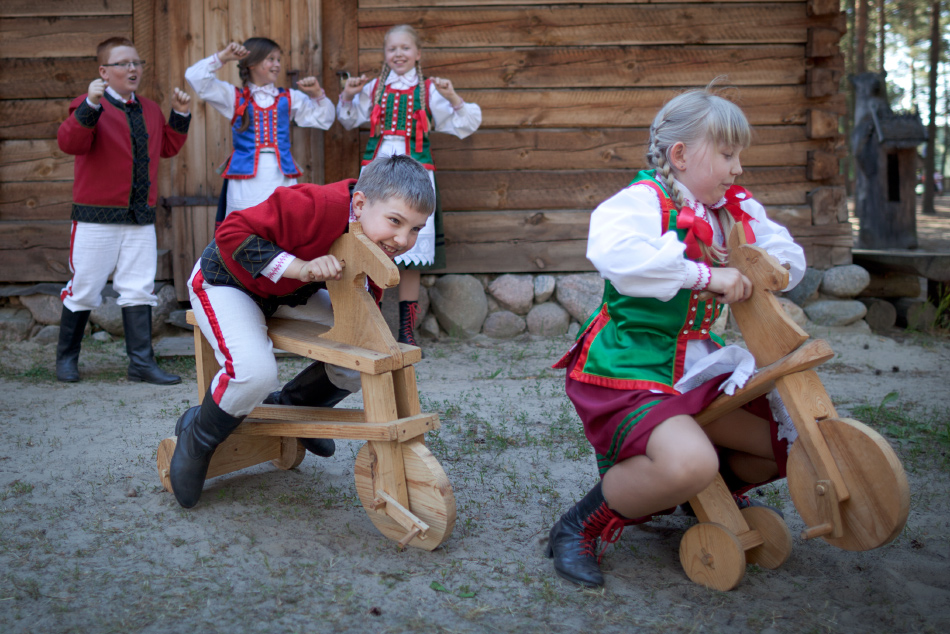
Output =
[
  {"x1": 787, "y1": 418, "x2": 909, "y2": 551},
  {"x1": 157, "y1": 438, "x2": 175, "y2": 493},
  {"x1": 354, "y1": 439, "x2": 456, "y2": 551},
  {"x1": 741, "y1": 506, "x2": 793, "y2": 569},
  {"x1": 271, "y1": 437, "x2": 306, "y2": 471},
  {"x1": 679, "y1": 522, "x2": 746, "y2": 591}
]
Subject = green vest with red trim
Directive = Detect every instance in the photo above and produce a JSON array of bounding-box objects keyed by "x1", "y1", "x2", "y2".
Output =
[
  {"x1": 362, "y1": 79, "x2": 434, "y2": 169},
  {"x1": 558, "y1": 170, "x2": 725, "y2": 393}
]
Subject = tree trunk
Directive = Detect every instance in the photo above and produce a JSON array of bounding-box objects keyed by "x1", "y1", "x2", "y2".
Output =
[
  {"x1": 923, "y1": 0, "x2": 940, "y2": 216},
  {"x1": 856, "y1": 0, "x2": 869, "y2": 74},
  {"x1": 877, "y1": 0, "x2": 886, "y2": 74}
]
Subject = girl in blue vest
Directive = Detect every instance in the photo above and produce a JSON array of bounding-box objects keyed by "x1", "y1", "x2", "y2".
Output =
[
  {"x1": 186, "y1": 38, "x2": 335, "y2": 216},
  {"x1": 547, "y1": 86, "x2": 806, "y2": 587},
  {"x1": 337, "y1": 24, "x2": 482, "y2": 347}
]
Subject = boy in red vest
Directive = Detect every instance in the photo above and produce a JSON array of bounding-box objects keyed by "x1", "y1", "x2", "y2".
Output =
[{"x1": 57, "y1": 37, "x2": 191, "y2": 384}]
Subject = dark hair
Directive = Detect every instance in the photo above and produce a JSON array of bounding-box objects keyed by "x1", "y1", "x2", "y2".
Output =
[
  {"x1": 356, "y1": 155, "x2": 436, "y2": 216},
  {"x1": 96, "y1": 37, "x2": 136, "y2": 65},
  {"x1": 236, "y1": 37, "x2": 281, "y2": 133}
]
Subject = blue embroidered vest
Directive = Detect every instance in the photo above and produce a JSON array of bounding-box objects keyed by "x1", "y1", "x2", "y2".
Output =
[{"x1": 223, "y1": 87, "x2": 300, "y2": 179}]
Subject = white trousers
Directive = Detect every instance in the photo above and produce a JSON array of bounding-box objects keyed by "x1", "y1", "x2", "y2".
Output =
[
  {"x1": 187, "y1": 262, "x2": 361, "y2": 417},
  {"x1": 60, "y1": 221, "x2": 158, "y2": 312}
]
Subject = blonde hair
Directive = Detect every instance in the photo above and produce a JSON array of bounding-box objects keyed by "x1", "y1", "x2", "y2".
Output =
[
  {"x1": 646, "y1": 80, "x2": 751, "y2": 263},
  {"x1": 373, "y1": 25, "x2": 430, "y2": 130}
]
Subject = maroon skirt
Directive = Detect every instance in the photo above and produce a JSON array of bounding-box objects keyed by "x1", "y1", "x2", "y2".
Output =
[{"x1": 563, "y1": 339, "x2": 788, "y2": 488}]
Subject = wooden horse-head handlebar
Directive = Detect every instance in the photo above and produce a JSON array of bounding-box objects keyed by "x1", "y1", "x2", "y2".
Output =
[
  {"x1": 320, "y1": 222, "x2": 406, "y2": 361},
  {"x1": 724, "y1": 224, "x2": 809, "y2": 367}
]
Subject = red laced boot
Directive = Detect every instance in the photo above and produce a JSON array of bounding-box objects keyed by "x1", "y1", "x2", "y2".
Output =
[
  {"x1": 546, "y1": 481, "x2": 648, "y2": 587},
  {"x1": 397, "y1": 300, "x2": 420, "y2": 347}
]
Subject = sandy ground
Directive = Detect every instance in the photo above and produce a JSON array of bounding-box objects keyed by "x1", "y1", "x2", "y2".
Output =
[{"x1": 0, "y1": 323, "x2": 948, "y2": 634}]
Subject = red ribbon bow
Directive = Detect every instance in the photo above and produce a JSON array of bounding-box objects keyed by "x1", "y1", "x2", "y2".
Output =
[
  {"x1": 721, "y1": 185, "x2": 757, "y2": 244},
  {"x1": 369, "y1": 103, "x2": 383, "y2": 137},
  {"x1": 677, "y1": 205, "x2": 715, "y2": 260},
  {"x1": 233, "y1": 86, "x2": 252, "y2": 119},
  {"x1": 413, "y1": 108, "x2": 429, "y2": 153}
]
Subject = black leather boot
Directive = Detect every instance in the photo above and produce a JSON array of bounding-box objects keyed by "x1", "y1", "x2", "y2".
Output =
[
  {"x1": 56, "y1": 306, "x2": 90, "y2": 382},
  {"x1": 262, "y1": 361, "x2": 351, "y2": 457},
  {"x1": 397, "y1": 300, "x2": 420, "y2": 347},
  {"x1": 122, "y1": 305, "x2": 181, "y2": 385},
  {"x1": 546, "y1": 481, "x2": 633, "y2": 587},
  {"x1": 169, "y1": 390, "x2": 245, "y2": 508}
]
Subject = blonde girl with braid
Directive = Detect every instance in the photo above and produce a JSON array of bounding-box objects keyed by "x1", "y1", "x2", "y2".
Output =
[
  {"x1": 546, "y1": 85, "x2": 806, "y2": 588},
  {"x1": 337, "y1": 24, "x2": 482, "y2": 348},
  {"x1": 185, "y1": 38, "x2": 334, "y2": 217}
]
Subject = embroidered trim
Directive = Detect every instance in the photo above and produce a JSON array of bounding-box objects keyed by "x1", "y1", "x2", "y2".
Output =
[
  {"x1": 168, "y1": 110, "x2": 191, "y2": 135},
  {"x1": 74, "y1": 100, "x2": 102, "y2": 128}
]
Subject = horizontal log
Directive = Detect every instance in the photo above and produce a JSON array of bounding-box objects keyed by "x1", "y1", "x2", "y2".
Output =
[
  {"x1": 359, "y1": 4, "x2": 809, "y2": 48},
  {"x1": 768, "y1": 205, "x2": 813, "y2": 227},
  {"x1": 859, "y1": 272, "x2": 923, "y2": 298},
  {"x1": 0, "y1": 100, "x2": 70, "y2": 139},
  {"x1": 417, "y1": 126, "x2": 835, "y2": 172},
  {"x1": 436, "y1": 238, "x2": 592, "y2": 273},
  {"x1": 0, "y1": 139, "x2": 73, "y2": 181},
  {"x1": 467, "y1": 87, "x2": 846, "y2": 128},
  {"x1": 443, "y1": 210, "x2": 590, "y2": 245},
  {"x1": 0, "y1": 221, "x2": 170, "y2": 281},
  {"x1": 0, "y1": 16, "x2": 132, "y2": 58},
  {"x1": 0, "y1": 1, "x2": 131, "y2": 17},
  {"x1": 0, "y1": 181, "x2": 73, "y2": 221},
  {"x1": 360, "y1": 0, "x2": 804, "y2": 6},
  {"x1": 358, "y1": 45, "x2": 807, "y2": 89},
  {"x1": 437, "y1": 167, "x2": 826, "y2": 211},
  {"x1": 1, "y1": 58, "x2": 95, "y2": 99}
]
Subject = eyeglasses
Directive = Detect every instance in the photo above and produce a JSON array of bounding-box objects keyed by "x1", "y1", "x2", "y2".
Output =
[{"x1": 102, "y1": 60, "x2": 147, "y2": 70}]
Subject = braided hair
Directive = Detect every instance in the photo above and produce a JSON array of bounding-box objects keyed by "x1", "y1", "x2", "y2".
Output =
[
  {"x1": 236, "y1": 37, "x2": 281, "y2": 133},
  {"x1": 645, "y1": 81, "x2": 751, "y2": 263}
]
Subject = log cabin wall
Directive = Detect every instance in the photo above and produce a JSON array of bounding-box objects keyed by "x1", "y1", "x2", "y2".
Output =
[
  {"x1": 323, "y1": 0, "x2": 849, "y2": 273},
  {"x1": 0, "y1": 0, "x2": 324, "y2": 301},
  {"x1": 2, "y1": 0, "x2": 849, "y2": 298}
]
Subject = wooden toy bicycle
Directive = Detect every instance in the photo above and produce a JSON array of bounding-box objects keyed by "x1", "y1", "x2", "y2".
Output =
[
  {"x1": 676, "y1": 225, "x2": 910, "y2": 590},
  {"x1": 156, "y1": 223, "x2": 455, "y2": 550}
]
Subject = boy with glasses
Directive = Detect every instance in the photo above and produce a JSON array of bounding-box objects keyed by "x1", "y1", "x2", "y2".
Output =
[{"x1": 56, "y1": 37, "x2": 192, "y2": 384}]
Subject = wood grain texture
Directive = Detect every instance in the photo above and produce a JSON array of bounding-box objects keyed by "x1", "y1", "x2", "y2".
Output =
[
  {"x1": 0, "y1": 16, "x2": 133, "y2": 58},
  {"x1": 360, "y1": 0, "x2": 803, "y2": 6},
  {"x1": 359, "y1": 4, "x2": 809, "y2": 48},
  {"x1": 323, "y1": 0, "x2": 361, "y2": 182},
  {"x1": 0, "y1": 58, "x2": 95, "y2": 99},
  {"x1": 0, "y1": 139, "x2": 73, "y2": 181},
  {"x1": 358, "y1": 45, "x2": 807, "y2": 89},
  {"x1": 466, "y1": 88, "x2": 846, "y2": 129},
  {"x1": 0, "y1": 1, "x2": 132, "y2": 17},
  {"x1": 419, "y1": 126, "x2": 837, "y2": 172},
  {"x1": 354, "y1": 439, "x2": 455, "y2": 550},
  {"x1": 0, "y1": 100, "x2": 70, "y2": 140},
  {"x1": 787, "y1": 418, "x2": 909, "y2": 551},
  {"x1": 0, "y1": 181, "x2": 73, "y2": 221},
  {"x1": 679, "y1": 522, "x2": 746, "y2": 591}
]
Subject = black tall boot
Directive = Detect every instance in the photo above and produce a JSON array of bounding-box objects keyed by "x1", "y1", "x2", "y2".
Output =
[
  {"x1": 56, "y1": 306, "x2": 91, "y2": 382},
  {"x1": 547, "y1": 481, "x2": 636, "y2": 588},
  {"x1": 122, "y1": 305, "x2": 181, "y2": 385},
  {"x1": 397, "y1": 300, "x2": 420, "y2": 347},
  {"x1": 262, "y1": 361, "x2": 351, "y2": 457},
  {"x1": 169, "y1": 390, "x2": 245, "y2": 508}
]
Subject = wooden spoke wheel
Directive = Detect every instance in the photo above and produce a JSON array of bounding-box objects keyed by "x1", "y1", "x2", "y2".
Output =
[
  {"x1": 787, "y1": 418, "x2": 910, "y2": 551},
  {"x1": 741, "y1": 506, "x2": 793, "y2": 570},
  {"x1": 354, "y1": 440, "x2": 456, "y2": 551},
  {"x1": 679, "y1": 522, "x2": 746, "y2": 591}
]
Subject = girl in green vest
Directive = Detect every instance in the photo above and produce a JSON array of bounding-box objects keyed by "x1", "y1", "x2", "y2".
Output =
[
  {"x1": 337, "y1": 24, "x2": 482, "y2": 349},
  {"x1": 547, "y1": 85, "x2": 806, "y2": 587}
]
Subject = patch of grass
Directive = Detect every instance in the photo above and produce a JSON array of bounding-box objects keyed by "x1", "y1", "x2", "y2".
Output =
[{"x1": 852, "y1": 391, "x2": 950, "y2": 468}]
